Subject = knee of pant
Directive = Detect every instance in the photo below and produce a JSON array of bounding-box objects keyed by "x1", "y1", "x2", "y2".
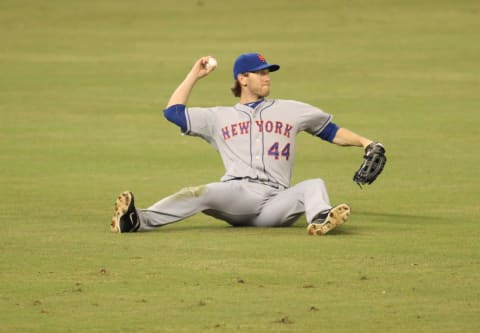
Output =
[
  {"x1": 297, "y1": 178, "x2": 326, "y2": 188},
  {"x1": 309, "y1": 178, "x2": 327, "y2": 190}
]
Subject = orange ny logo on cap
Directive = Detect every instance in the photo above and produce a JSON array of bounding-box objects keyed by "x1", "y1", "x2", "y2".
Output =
[{"x1": 257, "y1": 54, "x2": 266, "y2": 62}]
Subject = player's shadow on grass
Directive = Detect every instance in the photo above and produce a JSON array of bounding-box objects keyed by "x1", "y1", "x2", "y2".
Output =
[
  {"x1": 146, "y1": 221, "x2": 359, "y2": 237},
  {"x1": 354, "y1": 210, "x2": 442, "y2": 222}
]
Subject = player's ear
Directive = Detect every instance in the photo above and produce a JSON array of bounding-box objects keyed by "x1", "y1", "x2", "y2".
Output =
[{"x1": 238, "y1": 73, "x2": 249, "y2": 86}]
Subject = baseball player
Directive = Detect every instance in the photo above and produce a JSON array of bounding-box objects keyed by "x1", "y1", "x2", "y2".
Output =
[{"x1": 111, "y1": 53, "x2": 386, "y2": 235}]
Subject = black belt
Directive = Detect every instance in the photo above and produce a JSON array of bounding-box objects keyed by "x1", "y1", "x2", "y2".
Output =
[{"x1": 227, "y1": 177, "x2": 286, "y2": 190}]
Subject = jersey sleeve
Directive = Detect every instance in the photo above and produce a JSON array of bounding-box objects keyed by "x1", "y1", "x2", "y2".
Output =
[
  {"x1": 316, "y1": 122, "x2": 339, "y2": 142},
  {"x1": 289, "y1": 100, "x2": 332, "y2": 135},
  {"x1": 164, "y1": 104, "x2": 188, "y2": 132},
  {"x1": 184, "y1": 106, "x2": 216, "y2": 142}
]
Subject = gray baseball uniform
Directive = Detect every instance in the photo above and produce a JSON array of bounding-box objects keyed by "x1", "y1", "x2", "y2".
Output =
[{"x1": 136, "y1": 98, "x2": 334, "y2": 230}]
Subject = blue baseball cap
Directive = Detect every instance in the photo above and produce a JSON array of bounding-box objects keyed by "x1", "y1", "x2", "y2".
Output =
[{"x1": 233, "y1": 53, "x2": 280, "y2": 80}]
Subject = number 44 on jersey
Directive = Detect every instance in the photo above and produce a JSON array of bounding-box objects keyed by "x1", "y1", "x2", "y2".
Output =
[{"x1": 268, "y1": 142, "x2": 290, "y2": 160}]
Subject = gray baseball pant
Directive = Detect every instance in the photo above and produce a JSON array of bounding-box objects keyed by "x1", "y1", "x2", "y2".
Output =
[{"x1": 137, "y1": 178, "x2": 331, "y2": 230}]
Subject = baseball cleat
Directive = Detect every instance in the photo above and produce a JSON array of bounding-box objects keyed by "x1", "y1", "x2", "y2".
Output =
[
  {"x1": 307, "y1": 203, "x2": 351, "y2": 236},
  {"x1": 111, "y1": 191, "x2": 140, "y2": 233}
]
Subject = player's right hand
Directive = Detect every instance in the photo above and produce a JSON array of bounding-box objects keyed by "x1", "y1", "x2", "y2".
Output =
[{"x1": 191, "y1": 56, "x2": 216, "y2": 79}]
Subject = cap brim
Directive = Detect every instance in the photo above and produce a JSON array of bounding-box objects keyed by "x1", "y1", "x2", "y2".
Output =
[{"x1": 251, "y1": 64, "x2": 280, "y2": 73}]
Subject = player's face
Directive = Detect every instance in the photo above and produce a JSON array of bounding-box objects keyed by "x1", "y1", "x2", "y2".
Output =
[{"x1": 241, "y1": 69, "x2": 271, "y2": 100}]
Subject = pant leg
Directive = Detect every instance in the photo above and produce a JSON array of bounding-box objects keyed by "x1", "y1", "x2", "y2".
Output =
[
  {"x1": 137, "y1": 181, "x2": 268, "y2": 231},
  {"x1": 253, "y1": 178, "x2": 331, "y2": 227}
]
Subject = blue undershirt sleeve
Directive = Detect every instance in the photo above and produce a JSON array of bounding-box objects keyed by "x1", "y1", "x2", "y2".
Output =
[
  {"x1": 316, "y1": 122, "x2": 340, "y2": 142},
  {"x1": 164, "y1": 104, "x2": 188, "y2": 133}
]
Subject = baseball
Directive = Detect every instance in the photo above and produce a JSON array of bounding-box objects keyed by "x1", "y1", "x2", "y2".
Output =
[{"x1": 205, "y1": 57, "x2": 217, "y2": 69}]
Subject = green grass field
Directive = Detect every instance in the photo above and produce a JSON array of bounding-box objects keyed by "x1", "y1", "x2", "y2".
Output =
[{"x1": 1, "y1": 0, "x2": 479, "y2": 332}]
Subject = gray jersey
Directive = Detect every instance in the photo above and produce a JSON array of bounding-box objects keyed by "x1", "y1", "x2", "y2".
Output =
[{"x1": 185, "y1": 99, "x2": 332, "y2": 188}]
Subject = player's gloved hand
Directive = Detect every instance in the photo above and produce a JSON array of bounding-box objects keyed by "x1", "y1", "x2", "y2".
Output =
[{"x1": 353, "y1": 142, "x2": 387, "y2": 187}]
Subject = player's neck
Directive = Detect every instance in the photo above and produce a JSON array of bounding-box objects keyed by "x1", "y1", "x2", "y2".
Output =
[
  {"x1": 239, "y1": 88, "x2": 264, "y2": 104},
  {"x1": 239, "y1": 96, "x2": 264, "y2": 105}
]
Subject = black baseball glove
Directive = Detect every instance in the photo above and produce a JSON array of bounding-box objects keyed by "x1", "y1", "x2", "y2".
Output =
[{"x1": 353, "y1": 142, "x2": 387, "y2": 187}]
